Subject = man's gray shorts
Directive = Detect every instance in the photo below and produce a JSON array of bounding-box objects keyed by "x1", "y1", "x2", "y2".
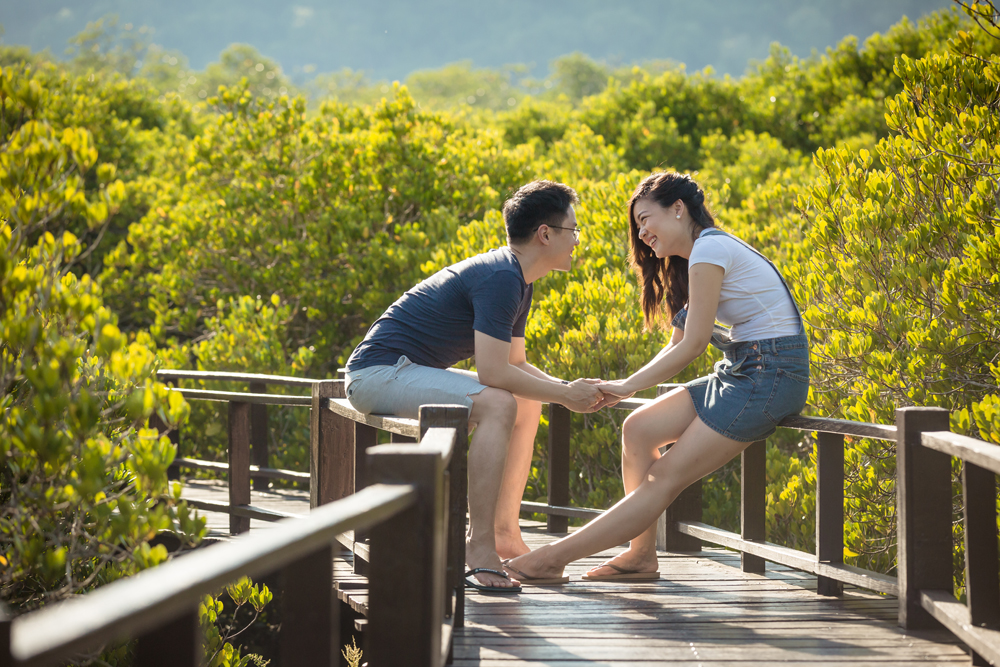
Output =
[{"x1": 344, "y1": 355, "x2": 487, "y2": 419}]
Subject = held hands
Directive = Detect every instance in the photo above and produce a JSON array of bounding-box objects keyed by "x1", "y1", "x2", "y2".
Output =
[
  {"x1": 560, "y1": 378, "x2": 636, "y2": 413},
  {"x1": 561, "y1": 378, "x2": 608, "y2": 413},
  {"x1": 583, "y1": 378, "x2": 636, "y2": 410}
]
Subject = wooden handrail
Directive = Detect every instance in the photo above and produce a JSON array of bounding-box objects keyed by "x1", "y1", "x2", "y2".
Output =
[
  {"x1": 167, "y1": 388, "x2": 311, "y2": 406},
  {"x1": 8, "y1": 484, "x2": 415, "y2": 667},
  {"x1": 156, "y1": 369, "x2": 318, "y2": 388}
]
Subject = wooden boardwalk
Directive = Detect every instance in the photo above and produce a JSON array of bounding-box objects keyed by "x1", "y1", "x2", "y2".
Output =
[{"x1": 182, "y1": 481, "x2": 969, "y2": 666}]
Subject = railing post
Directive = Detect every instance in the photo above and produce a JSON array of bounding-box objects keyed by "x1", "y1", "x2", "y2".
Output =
[
  {"x1": 249, "y1": 381, "x2": 269, "y2": 491},
  {"x1": 419, "y1": 405, "x2": 470, "y2": 631},
  {"x1": 1, "y1": 603, "x2": 11, "y2": 667},
  {"x1": 547, "y1": 403, "x2": 571, "y2": 534},
  {"x1": 963, "y1": 461, "x2": 1000, "y2": 665},
  {"x1": 656, "y1": 386, "x2": 701, "y2": 552},
  {"x1": 367, "y1": 440, "x2": 447, "y2": 667},
  {"x1": 229, "y1": 401, "x2": 252, "y2": 535},
  {"x1": 281, "y1": 544, "x2": 337, "y2": 667},
  {"x1": 741, "y1": 439, "x2": 767, "y2": 573},
  {"x1": 816, "y1": 431, "x2": 845, "y2": 596},
  {"x1": 311, "y1": 380, "x2": 349, "y2": 509},
  {"x1": 896, "y1": 406, "x2": 951, "y2": 629},
  {"x1": 353, "y1": 422, "x2": 378, "y2": 575},
  {"x1": 134, "y1": 609, "x2": 200, "y2": 667}
]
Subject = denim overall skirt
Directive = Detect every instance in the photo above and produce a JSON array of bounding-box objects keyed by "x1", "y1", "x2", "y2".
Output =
[{"x1": 670, "y1": 229, "x2": 810, "y2": 443}]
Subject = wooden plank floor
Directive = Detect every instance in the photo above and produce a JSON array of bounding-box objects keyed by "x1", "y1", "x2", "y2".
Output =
[{"x1": 181, "y1": 481, "x2": 970, "y2": 665}]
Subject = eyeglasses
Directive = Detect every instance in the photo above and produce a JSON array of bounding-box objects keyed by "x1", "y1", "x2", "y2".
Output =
[{"x1": 545, "y1": 224, "x2": 582, "y2": 241}]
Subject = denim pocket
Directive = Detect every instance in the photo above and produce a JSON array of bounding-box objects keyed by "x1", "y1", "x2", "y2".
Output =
[{"x1": 763, "y1": 367, "x2": 809, "y2": 424}]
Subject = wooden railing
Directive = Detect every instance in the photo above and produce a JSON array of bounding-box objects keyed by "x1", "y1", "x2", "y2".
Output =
[
  {"x1": 155, "y1": 370, "x2": 471, "y2": 637},
  {"x1": 0, "y1": 420, "x2": 463, "y2": 667},
  {"x1": 158, "y1": 370, "x2": 1000, "y2": 661}
]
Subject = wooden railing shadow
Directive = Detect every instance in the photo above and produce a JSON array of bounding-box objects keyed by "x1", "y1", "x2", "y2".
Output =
[{"x1": 0, "y1": 418, "x2": 464, "y2": 667}]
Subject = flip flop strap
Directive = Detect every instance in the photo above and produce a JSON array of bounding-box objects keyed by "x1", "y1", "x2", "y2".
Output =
[
  {"x1": 597, "y1": 562, "x2": 634, "y2": 574},
  {"x1": 501, "y1": 561, "x2": 529, "y2": 580},
  {"x1": 465, "y1": 567, "x2": 509, "y2": 580}
]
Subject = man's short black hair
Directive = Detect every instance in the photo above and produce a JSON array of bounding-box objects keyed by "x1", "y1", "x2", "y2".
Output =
[{"x1": 502, "y1": 180, "x2": 579, "y2": 243}]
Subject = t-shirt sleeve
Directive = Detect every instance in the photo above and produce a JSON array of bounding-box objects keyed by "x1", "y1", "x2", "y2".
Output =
[
  {"x1": 511, "y1": 283, "x2": 533, "y2": 338},
  {"x1": 688, "y1": 236, "x2": 733, "y2": 274},
  {"x1": 470, "y1": 270, "x2": 527, "y2": 342}
]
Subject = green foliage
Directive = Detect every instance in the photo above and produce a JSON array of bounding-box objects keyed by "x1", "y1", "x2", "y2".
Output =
[
  {"x1": 0, "y1": 64, "x2": 204, "y2": 612},
  {"x1": 6, "y1": 7, "x2": 998, "y2": 618},
  {"x1": 199, "y1": 576, "x2": 273, "y2": 667},
  {"x1": 101, "y1": 82, "x2": 532, "y2": 376},
  {"x1": 168, "y1": 295, "x2": 314, "y2": 472}
]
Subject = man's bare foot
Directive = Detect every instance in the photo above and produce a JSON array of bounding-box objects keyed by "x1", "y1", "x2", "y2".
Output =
[
  {"x1": 466, "y1": 538, "x2": 520, "y2": 588},
  {"x1": 496, "y1": 530, "x2": 530, "y2": 561},
  {"x1": 583, "y1": 547, "x2": 658, "y2": 578},
  {"x1": 503, "y1": 545, "x2": 566, "y2": 580}
]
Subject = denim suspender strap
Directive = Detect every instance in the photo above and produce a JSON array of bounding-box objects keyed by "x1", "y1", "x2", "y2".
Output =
[{"x1": 698, "y1": 229, "x2": 806, "y2": 336}]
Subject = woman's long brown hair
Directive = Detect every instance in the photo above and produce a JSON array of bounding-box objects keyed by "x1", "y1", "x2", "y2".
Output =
[{"x1": 628, "y1": 172, "x2": 717, "y2": 330}]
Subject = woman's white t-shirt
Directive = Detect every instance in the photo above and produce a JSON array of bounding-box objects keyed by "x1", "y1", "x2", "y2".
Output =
[{"x1": 687, "y1": 228, "x2": 800, "y2": 342}]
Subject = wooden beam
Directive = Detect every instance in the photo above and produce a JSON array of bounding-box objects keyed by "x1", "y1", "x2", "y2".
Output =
[
  {"x1": 281, "y1": 545, "x2": 337, "y2": 667},
  {"x1": 896, "y1": 406, "x2": 952, "y2": 630},
  {"x1": 134, "y1": 609, "x2": 199, "y2": 667},
  {"x1": 741, "y1": 440, "x2": 766, "y2": 573},
  {"x1": 923, "y1": 430, "x2": 1000, "y2": 476},
  {"x1": 311, "y1": 380, "x2": 347, "y2": 509},
  {"x1": 963, "y1": 461, "x2": 1000, "y2": 663},
  {"x1": 228, "y1": 401, "x2": 251, "y2": 535},
  {"x1": 249, "y1": 381, "x2": 270, "y2": 491},
  {"x1": 8, "y1": 485, "x2": 413, "y2": 666},
  {"x1": 169, "y1": 387, "x2": 311, "y2": 406},
  {"x1": 327, "y1": 398, "x2": 420, "y2": 438},
  {"x1": 547, "y1": 403, "x2": 571, "y2": 534},
  {"x1": 677, "y1": 521, "x2": 899, "y2": 595},
  {"x1": 156, "y1": 369, "x2": 317, "y2": 387},
  {"x1": 815, "y1": 431, "x2": 844, "y2": 596},
  {"x1": 367, "y1": 441, "x2": 448, "y2": 667},
  {"x1": 419, "y1": 405, "x2": 470, "y2": 629}
]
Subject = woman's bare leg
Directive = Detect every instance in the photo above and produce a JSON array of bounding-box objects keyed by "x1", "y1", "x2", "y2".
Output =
[
  {"x1": 585, "y1": 387, "x2": 697, "y2": 576},
  {"x1": 504, "y1": 413, "x2": 751, "y2": 579}
]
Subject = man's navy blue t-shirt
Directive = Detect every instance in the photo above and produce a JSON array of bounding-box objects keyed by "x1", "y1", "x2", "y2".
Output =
[{"x1": 345, "y1": 247, "x2": 533, "y2": 371}]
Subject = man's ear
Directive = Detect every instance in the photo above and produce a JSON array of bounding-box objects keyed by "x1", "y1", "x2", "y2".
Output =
[{"x1": 536, "y1": 224, "x2": 551, "y2": 245}]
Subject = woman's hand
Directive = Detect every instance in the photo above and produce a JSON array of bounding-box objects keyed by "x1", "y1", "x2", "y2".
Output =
[{"x1": 582, "y1": 378, "x2": 635, "y2": 409}]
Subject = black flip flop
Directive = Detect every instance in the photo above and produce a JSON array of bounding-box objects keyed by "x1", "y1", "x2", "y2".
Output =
[{"x1": 465, "y1": 567, "x2": 522, "y2": 594}]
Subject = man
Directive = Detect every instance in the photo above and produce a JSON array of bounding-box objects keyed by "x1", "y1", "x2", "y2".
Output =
[{"x1": 344, "y1": 180, "x2": 604, "y2": 591}]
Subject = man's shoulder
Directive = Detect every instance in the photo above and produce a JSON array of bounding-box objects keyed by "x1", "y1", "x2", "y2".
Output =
[{"x1": 453, "y1": 247, "x2": 522, "y2": 279}]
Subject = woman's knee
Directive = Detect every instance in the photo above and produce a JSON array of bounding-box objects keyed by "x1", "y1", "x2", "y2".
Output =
[{"x1": 621, "y1": 411, "x2": 657, "y2": 456}]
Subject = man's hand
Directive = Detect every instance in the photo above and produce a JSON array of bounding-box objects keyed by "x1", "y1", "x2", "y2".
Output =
[
  {"x1": 586, "y1": 378, "x2": 635, "y2": 410},
  {"x1": 561, "y1": 378, "x2": 606, "y2": 413}
]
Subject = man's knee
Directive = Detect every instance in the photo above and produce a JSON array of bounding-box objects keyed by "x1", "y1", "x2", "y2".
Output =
[{"x1": 473, "y1": 387, "x2": 518, "y2": 426}]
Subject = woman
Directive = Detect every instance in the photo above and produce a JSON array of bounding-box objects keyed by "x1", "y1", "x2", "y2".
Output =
[{"x1": 502, "y1": 171, "x2": 809, "y2": 584}]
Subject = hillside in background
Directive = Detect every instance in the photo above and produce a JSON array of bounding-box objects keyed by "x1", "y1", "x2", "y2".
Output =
[{"x1": 4, "y1": 0, "x2": 952, "y2": 81}]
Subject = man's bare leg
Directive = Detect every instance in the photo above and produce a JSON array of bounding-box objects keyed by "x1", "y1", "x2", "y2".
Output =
[
  {"x1": 465, "y1": 387, "x2": 520, "y2": 588},
  {"x1": 584, "y1": 387, "x2": 696, "y2": 577},
  {"x1": 495, "y1": 395, "x2": 542, "y2": 560}
]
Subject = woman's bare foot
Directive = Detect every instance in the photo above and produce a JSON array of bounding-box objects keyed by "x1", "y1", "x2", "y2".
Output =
[
  {"x1": 496, "y1": 530, "x2": 530, "y2": 561},
  {"x1": 503, "y1": 545, "x2": 567, "y2": 580},
  {"x1": 466, "y1": 538, "x2": 520, "y2": 588},
  {"x1": 583, "y1": 546, "x2": 658, "y2": 578}
]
